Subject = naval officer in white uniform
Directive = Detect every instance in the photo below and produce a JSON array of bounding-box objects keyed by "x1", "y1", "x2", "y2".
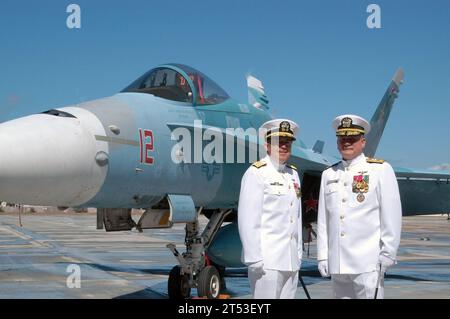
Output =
[
  {"x1": 238, "y1": 119, "x2": 302, "y2": 299},
  {"x1": 317, "y1": 114, "x2": 402, "y2": 299}
]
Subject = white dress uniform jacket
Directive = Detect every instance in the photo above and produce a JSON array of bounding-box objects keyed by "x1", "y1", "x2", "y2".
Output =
[
  {"x1": 317, "y1": 153, "x2": 402, "y2": 274},
  {"x1": 238, "y1": 155, "x2": 302, "y2": 271}
]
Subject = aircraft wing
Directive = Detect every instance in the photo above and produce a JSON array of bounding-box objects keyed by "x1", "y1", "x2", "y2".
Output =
[
  {"x1": 393, "y1": 166, "x2": 450, "y2": 215},
  {"x1": 394, "y1": 166, "x2": 450, "y2": 180}
]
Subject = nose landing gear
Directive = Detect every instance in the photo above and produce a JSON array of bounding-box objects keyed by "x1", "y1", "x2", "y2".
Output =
[{"x1": 167, "y1": 208, "x2": 234, "y2": 299}]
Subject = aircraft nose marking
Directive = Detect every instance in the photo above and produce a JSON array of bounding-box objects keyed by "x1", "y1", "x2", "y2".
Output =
[{"x1": 95, "y1": 135, "x2": 140, "y2": 146}]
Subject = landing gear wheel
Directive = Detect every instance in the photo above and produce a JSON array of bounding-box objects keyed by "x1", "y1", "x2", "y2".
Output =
[
  {"x1": 211, "y1": 262, "x2": 227, "y2": 292},
  {"x1": 197, "y1": 266, "x2": 221, "y2": 299},
  {"x1": 168, "y1": 265, "x2": 191, "y2": 299}
]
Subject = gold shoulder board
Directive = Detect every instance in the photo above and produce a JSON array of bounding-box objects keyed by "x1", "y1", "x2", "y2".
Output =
[
  {"x1": 366, "y1": 157, "x2": 385, "y2": 164},
  {"x1": 252, "y1": 161, "x2": 267, "y2": 169},
  {"x1": 287, "y1": 164, "x2": 298, "y2": 171}
]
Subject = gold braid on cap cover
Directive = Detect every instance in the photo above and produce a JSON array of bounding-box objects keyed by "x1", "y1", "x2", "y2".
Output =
[
  {"x1": 336, "y1": 117, "x2": 365, "y2": 136},
  {"x1": 266, "y1": 121, "x2": 296, "y2": 140}
]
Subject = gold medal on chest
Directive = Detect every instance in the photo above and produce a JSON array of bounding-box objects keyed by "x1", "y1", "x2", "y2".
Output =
[{"x1": 357, "y1": 193, "x2": 365, "y2": 202}]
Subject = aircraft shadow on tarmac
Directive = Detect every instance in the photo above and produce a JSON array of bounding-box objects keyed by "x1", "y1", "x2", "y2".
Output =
[
  {"x1": 83, "y1": 261, "x2": 450, "y2": 300},
  {"x1": 84, "y1": 262, "x2": 450, "y2": 282}
]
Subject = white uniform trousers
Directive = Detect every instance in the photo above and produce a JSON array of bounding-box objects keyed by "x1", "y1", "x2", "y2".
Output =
[
  {"x1": 331, "y1": 271, "x2": 384, "y2": 299},
  {"x1": 248, "y1": 268, "x2": 298, "y2": 299}
]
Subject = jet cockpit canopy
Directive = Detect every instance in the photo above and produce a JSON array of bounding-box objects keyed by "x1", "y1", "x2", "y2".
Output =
[{"x1": 122, "y1": 63, "x2": 229, "y2": 105}]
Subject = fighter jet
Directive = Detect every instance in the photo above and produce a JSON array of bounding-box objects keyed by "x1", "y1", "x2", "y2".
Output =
[{"x1": 0, "y1": 64, "x2": 449, "y2": 299}]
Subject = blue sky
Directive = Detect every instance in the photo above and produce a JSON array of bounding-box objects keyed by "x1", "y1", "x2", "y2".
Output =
[{"x1": 1, "y1": 0, "x2": 449, "y2": 169}]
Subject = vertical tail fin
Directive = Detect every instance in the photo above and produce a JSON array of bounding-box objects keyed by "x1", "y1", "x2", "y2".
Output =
[
  {"x1": 312, "y1": 140, "x2": 325, "y2": 154},
  {"x1": 365, "y1": 68, "x2": 404, "y2": 157},
  {"x1": 247, "y1": 75, "x2": 269, "y2": 110}
]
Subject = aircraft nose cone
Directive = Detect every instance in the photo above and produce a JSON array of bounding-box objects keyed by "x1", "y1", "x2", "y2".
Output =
[{"x1": 0, "y1": 108, "x2": 108, "y2": 206}]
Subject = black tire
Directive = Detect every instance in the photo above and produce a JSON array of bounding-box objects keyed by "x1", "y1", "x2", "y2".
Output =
[
  {"x1": 197, "y1": 266, "x2": 221, "y2": 299},
  {"x1": 168, "y1": 266, "x2": 191, "y2": 299}
]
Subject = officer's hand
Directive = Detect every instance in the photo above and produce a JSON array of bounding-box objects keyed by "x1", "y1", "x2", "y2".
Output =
[
  {"x1": 248, "y1": 261, "x2": 265, "y2": 276},
  {"x1": 318, "y1": 260, "x2": 329, "y2": 277},
  {"x1": 378, "y1": 254, "x2": 395, "y2": 273}
]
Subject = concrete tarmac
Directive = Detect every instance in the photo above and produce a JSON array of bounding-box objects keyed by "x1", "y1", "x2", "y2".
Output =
[{"x1": 0, "y1": 211, "x2": 449, "y2": 299}]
